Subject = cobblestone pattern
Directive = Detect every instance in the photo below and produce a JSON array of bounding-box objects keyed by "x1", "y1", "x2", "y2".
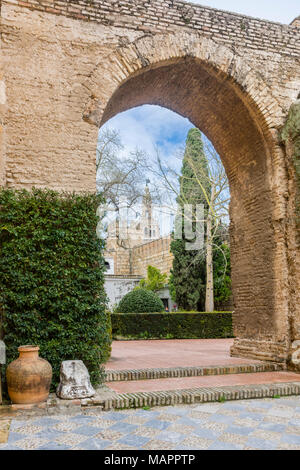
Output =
[
  {"x1": 0, "y1": 420, "x2": 10, "y2": 445},
  {"x1": 105, "y1": 363, "x2": 284, "y2": 382},
  {"x1": 2, "y1": 396, "x2": 300, "y2": 450}
]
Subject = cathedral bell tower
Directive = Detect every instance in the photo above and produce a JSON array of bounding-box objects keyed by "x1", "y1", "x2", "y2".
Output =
[{"x1": 141, "y1": 180, "x2": 157, "y2": 240}]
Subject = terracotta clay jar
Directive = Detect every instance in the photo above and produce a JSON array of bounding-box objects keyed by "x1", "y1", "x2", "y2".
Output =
[{"x1": 6, "y1": 345, "x2": 52, "y2": 404}]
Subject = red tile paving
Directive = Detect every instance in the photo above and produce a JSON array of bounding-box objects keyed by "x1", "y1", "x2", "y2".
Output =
[
  {"x1": 107, "y1": 371, "x2": 300, "y2": 393},
  {"x1": 106, "y1": 338, "x2": 261, "y2": 370}
]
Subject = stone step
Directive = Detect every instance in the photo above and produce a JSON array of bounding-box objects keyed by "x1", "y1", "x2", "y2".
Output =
[
  {"x1": 105, "y1": 362, "x2": 283, "y2": 382},
  {"x1": 83, "y1": 380, "x2": 300, "y2": 411}
]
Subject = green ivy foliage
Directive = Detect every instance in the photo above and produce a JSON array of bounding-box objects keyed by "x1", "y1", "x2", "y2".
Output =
[
  {"x1": 281, "y1": 100, "x2": 300, "y2": 231},
  {"x1": 170, "y1": 235, "x2": 232, "y2": 311},
  {"x1": 112, "y1": 312, "x2": 233, "y2": 340},
  {"x1": 116, "y1": 288, "x2": 164, "y2": 313},
  {"x1": 0, "y1": 188, "x2": 111, "y2": 389},
  {"x1": 170, "y1": 238, "x2": 206, "y2": 311},
  {"x1": 213, "y1": 243, "x2": 232, "y2": 305},
  {"x1": 138, "y1": 265, "x2": 167, "y2": 292}
]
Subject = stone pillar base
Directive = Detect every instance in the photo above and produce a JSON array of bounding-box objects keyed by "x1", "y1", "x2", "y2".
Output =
[{"x1": 231, "y1": 338, "x2": 289, "y2": 366}]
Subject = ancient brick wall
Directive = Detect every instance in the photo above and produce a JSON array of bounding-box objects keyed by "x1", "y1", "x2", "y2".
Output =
[
  {"x1": 105, "y1": 238, "x2": 132, "y2": 276},
  {"x1": 105, "y1": 236, "x2": 173, "y2": 277},
  {"x1": 4, "y1": 0, "x2": 299, "y2": 57},
  {"x1": 1, "y1": 1, "x2": 299, "y2": 190},
  {"x1": 0, "y1": 1, "x2": 5, "y2": 187},
  {"x1": 132, "y1": 236, "x2": 173, "y2": 278},
  {"x1": 1, "y1": 0, "x2": 299, "y2": 366}
]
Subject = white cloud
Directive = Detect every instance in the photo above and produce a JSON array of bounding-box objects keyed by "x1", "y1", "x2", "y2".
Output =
[{"x1": 100, "y1": 104, "x2": 193, "y2": 164}]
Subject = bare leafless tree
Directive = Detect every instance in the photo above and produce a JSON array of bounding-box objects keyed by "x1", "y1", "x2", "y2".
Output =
[
  {"x1": 148, "y1": 139, "x2": 230, "y2": 311},
  {"x1": 96, "y1": 128, "x2": 151, "y2": 255},
  {"x1": 96, "y1": 128, "x2": 148, "y2": 211}
]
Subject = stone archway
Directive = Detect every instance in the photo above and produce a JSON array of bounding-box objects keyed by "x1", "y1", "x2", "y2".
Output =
[
  {"x1": 81, "y1": 33, "x2": 295, "y2": 365},
  {"x1": 1, "y1": 1, "x2": 299, "y2": 368}
]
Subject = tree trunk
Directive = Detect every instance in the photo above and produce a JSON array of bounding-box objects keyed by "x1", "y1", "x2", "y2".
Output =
[{"x1": 205, "y1": 188, "x2": 215, "y2": 312}]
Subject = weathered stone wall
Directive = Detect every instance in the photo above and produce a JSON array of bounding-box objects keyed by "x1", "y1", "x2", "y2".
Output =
[
  {"x1": 4, "y1": 0, "x2": 300, "y2": 57},
  {"x1": 105, "y1": 238, "x2": 132, "y2": 276},
  {"x1": 104, "y1": 275, "x2": 142, "y2": 310},
  {"x1": 0, "y1": 0, "x2": 6, "y2": 187},
  {"x1": 1, "y1": 0, "x2": 299, "y2": 366},
  {"x1": 2, "y1": 1, "x2": 299, "y2": 190},
  {"x1": 132, "y1": 236, "x2": 173, "y2": 278},
  {"x1": 291, "y1": 16, "x2": 300, "y2": 28},
  {"x1": 1, "y1": 1, "x2": 138, "y2": 190},
  {"x1": 105, "y1": 236, "x2": 173, "y2": 277}
]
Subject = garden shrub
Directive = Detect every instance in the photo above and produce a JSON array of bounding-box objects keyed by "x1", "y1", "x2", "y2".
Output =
[
  {"x1": 116, "y1": 289, "x2": 164, "y2": 314},
  {"x1": 112, "y1": 312, "x2": 233, "y2": 340},
  {"x1": 0, "y1": 188, "x2": 111, "y2": 389},
  {"x1": 138, "y1": 265, "x2": 167, "y2": 291}
]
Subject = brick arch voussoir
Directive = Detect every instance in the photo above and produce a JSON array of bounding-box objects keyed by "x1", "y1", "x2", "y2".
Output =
[{"x1": 82, "y1": 32, "x2": 283, "y2": 139}]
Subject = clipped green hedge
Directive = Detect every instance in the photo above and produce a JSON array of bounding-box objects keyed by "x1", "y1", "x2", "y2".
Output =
[
  {"x1": 0, "y1": 188, "x2": 111, "y2": 389},
  {"x1": 116, "y1": 288, "x2": 164, "y2": 313},
  {"x1": 112, "y1": 312, "x2": 233, "y2": 340}
]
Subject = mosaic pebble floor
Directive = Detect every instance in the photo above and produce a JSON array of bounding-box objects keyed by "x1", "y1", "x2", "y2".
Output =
[{"x1": 1, "y1": 396, "x2": 300, "y2": 450}]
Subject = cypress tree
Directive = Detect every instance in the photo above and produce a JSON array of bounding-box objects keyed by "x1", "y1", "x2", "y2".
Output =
[
  {"x1": 179, "y1": 128, "x2": 210, "y2": 206},
  {"x1": 170, "y1": 128, "x2": 210, "y2": 311}
]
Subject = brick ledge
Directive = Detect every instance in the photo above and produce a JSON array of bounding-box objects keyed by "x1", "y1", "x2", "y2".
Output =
[
  {"x1": 105, "y1": 362, "x2": 283, "y2": 382},
  {"x1": 1, "y1": 381, "x2": 300, "y2": 416},
  {"x1": 98, "y1": 381, "x2": 300, "y2": 410}
]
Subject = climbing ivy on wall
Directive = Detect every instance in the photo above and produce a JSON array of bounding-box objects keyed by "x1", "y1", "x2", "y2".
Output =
[
  {"x1": 281, "y1": 99, "x2": 300, "y2": 232},
  {"x1": 0, "y1": 188, "x2": 111, "y2": 389}
]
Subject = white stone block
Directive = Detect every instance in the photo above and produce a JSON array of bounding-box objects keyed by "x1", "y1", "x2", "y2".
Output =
[
  {"x1": 0, "y1": 340, "x2": 5, "y2": 364},
  {"x1": 56, "y1": 360, "x2": 95, "y2": 399}
]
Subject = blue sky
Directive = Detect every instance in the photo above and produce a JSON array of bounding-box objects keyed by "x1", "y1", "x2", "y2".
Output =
[
  {"x1": 188, "y1": 0, "x2": 299, "y2": 24},
  {"x1": 100, "y1": 1, "x2": 299, "y2": 170},
  {"x1": 100, "y1": 105, "x2": 192, "y2": 165}
]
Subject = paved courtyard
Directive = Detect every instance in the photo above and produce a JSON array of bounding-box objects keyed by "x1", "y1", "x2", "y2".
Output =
[
  {"x1": 106, "y1": 371, "x2": 300, "y2": 393},
  {"x1": 1, "y1": 396, "x2": 300, "y2": 450},
  {"x1": 106, "y1": 339, "x2": 261, "y2": 371},
  {"x1": 105, "y1": 339, "x2": 300, "y2": 396}
]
